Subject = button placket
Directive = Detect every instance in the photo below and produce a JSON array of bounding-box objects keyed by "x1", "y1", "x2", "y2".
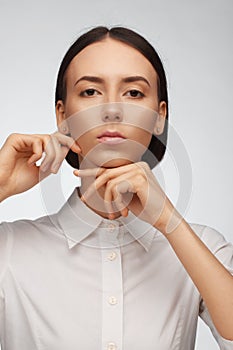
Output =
[
  {"x1": 107, "y1": 223, "x2": 116, "y2": 232},
  {"x1": 107, "y1": 342, "x2": 117, "y2": 350},
  {"x1": 107, "y1": 251, "x2": 117, "y2": 261},
  {"x1": 101, "y1": 244, "x2": 123, "y2": 350},
  {"x1": 108, "y1": 296, "x2": 118, "y2": 305}
]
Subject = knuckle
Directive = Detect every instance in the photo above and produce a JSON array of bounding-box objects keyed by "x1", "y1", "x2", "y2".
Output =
[
  {"x1": 7, "y1": 133, "x2": 21, "y2": 141},
  {"x1": 135, "y1": 173, "x2": 146, "y2": 184},
  {"x1": 45, "y1": 135, "x2": 54, "y2": 147},
  {"x1": 103, "y1": 171, "x2": 110, "y2": 181},
  {"x1": 106, "y1": 179, "x2": 114, "y2": 187},
  {"x1": 44, "y1": 134, "x2": 52, "y2": 142},
  {"x1": 33, "y1": 137, "x2": 42, "y2": 146},
  {"x1": 139, "y1": 161, "x2": 150, "y2": 171},
  {"x1": 52, "y1": 131, "x2": 59, "y2": 137},
  {"x1": 104, "y1": 169, "x2": 111, "y2": 177}
]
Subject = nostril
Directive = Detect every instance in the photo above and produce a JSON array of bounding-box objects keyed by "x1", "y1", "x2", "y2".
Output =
[
  {"x1": 101, "y1": 103, "x2": 123, "y2": 122},
  {"x1": 103, "y1": 114, "x2": 121, "y2": 122}
]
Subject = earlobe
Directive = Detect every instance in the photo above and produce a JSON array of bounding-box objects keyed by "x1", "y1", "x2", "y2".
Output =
[
  {"x1": 56, "y1": 100, "x2": 69, "y2": 134},
  {"x1": 153, "y1": 101, "x2": 167, "y2": 135}
]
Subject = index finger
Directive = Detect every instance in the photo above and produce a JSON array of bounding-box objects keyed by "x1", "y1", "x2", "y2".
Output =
[{"x1": 73, "y1": 167, "x2": 106, "y2": 178}]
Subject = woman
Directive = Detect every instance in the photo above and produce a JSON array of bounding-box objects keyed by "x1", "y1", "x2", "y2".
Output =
[{"x1": 0, "y1": 26, "x2": 232, "y2": 350}]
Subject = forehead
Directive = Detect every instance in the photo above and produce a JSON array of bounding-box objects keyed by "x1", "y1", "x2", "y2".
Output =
[{"x1": 66, "y1": 38, "x2": 158, "y2": 85}]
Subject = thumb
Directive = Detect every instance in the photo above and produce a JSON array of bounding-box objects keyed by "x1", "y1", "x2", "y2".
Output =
[{"x1": 70, "y1": 142, "x2": 81, "y2": 154}]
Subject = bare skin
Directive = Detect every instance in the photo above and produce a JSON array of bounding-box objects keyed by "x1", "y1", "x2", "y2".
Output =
[
  {"x1": 0, "y1": 38, "x2": 232, "y2": 339},
  {"x1": 0, "y1": 132, "x2": 81, "y2": 201}
]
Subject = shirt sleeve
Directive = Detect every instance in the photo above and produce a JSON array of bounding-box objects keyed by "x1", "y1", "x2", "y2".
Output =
[
  {"x1": 0, "y1": 222, "x2": 13, "y2": 286},
  {"x1": 196, "y1": 225, "x2": 233, "y2": 349}
]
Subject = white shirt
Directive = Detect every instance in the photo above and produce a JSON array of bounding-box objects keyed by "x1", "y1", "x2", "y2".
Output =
[{"x1": 0, "y1": 188, "x2": 233, "y2": 350}]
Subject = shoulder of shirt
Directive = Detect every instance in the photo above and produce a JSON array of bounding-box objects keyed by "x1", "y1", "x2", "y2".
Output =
[
  {"x1": 189, "y1": 222, "x2": 224, "y2": 238},
  {"x1": 0, "y1": 212, "x2": 61, "y2": 235},
  {"x1": 0, "y1": 214, "x2": 62, "y2": 287},
  {"x1": 188, "y1": 222, "x2": 232, "y2": 252}
]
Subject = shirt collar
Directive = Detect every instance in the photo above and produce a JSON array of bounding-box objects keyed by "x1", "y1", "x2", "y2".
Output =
[{"x1": 56, "y1": 188, "x2": 158, "y2": 251}]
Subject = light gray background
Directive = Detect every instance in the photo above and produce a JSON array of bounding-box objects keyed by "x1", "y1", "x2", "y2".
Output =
[{"x1": 0, "y1": 0, "x2": 233, "y2": 349}]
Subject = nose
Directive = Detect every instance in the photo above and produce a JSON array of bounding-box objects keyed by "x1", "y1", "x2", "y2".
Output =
[{"x1": 101, "y1": 103, "x2": 123, "y2": 122}]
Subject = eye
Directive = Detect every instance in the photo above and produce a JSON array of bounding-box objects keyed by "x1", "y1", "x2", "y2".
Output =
[
  {"x1": 125, "y1": 90, "x2": 145, "y2": 98},
  {"x1": 80, "y1": 89, "x2": 99, "y2": 97}
]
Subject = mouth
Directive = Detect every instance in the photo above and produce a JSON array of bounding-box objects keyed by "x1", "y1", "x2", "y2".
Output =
[{"x1": 97, "y1": 130, "x2": 127, "y2": 145}]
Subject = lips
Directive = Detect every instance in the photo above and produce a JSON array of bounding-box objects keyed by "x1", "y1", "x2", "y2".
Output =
[{"x1": 97, "y1": 130, "x2": 126, "y2": 144}]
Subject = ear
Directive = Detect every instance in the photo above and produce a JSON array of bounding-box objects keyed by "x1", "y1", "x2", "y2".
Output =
[
  {"x1": 56, "y1": 100, "x2": 69, "y2": 135},
  {"x1": 153, "y1": 101, "x2": 167, "y2": 136}
]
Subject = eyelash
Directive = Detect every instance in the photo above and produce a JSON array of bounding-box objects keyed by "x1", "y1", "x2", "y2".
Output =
[
  {"x1": 125, "y1": 90, "x2": 145, "y2": 98},
  {"x1": 79, "y1": 88, "x2": 145, "y2": 98},
  {"x1": 80, "y1": 89, "x2": 99, "y2": 97}
]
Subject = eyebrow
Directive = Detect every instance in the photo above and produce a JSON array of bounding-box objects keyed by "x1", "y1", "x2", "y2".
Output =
[
  {"x1": 74, "y1": 76, "x2": 103, "y2": 86},
  {"x1": 122, "y1": 76, "x2": 151, "y2": 87},
  {"x1": 74, "y1": 75, "x2": 151, "y2": 87}
]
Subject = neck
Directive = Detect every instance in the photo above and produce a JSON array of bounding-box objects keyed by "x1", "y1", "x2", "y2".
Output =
[{"x1": 77, "y1": 179, "x2": 122, "y2": 220}]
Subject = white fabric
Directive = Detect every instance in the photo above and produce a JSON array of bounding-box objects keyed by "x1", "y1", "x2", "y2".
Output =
[{"x1": 0, "y1": 188, "x2": 232, "y2": 350}]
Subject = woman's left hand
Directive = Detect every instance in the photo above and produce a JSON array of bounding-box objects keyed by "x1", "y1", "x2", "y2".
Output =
[{"x1": 74, "y1": 162, "x2": 182, "y2": 233}]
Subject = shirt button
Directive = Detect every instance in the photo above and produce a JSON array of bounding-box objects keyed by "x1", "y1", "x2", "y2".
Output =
[
  {"x1": 108, "y1": 296, "x2": 118, "y2": 305},
  {"x1": 107, "y1": 342, "x2": 117, "y2": 350},
  {"x1": 107, "y1": 223, "x2": 116, "y2": 232},
  {"x1": 107, "y1": 251, "x2": 117, "y2": 261}
]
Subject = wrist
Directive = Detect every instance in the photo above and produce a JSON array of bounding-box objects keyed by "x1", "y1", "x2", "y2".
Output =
[
  {"x1": 0, "y1": 188, "x2": 10, "y2": 203},
  {"x1": 154, "y1": 204, "x2": 184, "y2": 235}
]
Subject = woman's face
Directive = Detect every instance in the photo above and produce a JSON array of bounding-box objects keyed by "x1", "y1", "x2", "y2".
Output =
[{"x1": 56, "y1": 38, "x2": 166, "y2": 168}]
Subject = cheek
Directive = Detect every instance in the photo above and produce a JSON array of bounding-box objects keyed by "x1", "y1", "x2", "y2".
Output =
[
  {"x1": 66, "y1": 111, "x2": 98, "y2": 141},
  {"x1": 131, "y1": 129, "x2": 152, "y2": 147},
  {"x1": 76, "y1": 132, "x2": 96, "y2": 154},
  {"x1": 66, "y1": 104, "x2": 158, "y2": 142},
  {"x1": 64, "y1": 96, "x2": 81, "y2": 116}
]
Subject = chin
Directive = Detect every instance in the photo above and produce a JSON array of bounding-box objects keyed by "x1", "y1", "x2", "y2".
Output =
[
  {"x1": 100, "y1": 158, "x2": 133, "y2": 168},
  {"x1": 79, "y1": 146, "x2": 144, "y2": 169}
]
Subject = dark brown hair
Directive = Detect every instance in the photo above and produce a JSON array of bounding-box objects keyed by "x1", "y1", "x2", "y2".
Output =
[{"x1": 55, "y1": 26, "x2": 169, "y2": 168}]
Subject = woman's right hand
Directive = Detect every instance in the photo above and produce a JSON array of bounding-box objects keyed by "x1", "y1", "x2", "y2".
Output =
[{"x1": 0, "y1": 133, "x2": 81, "y2": 202}]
